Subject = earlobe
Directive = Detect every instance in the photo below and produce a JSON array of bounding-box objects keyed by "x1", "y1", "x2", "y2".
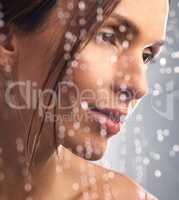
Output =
[{"x1": 0, "y1": 26, "x2": 18, "y2": 69}]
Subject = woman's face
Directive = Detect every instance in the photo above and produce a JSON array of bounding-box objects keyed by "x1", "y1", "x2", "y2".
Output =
[{"x1": 13, "y1": 0, "x2": 169, "y2": 160}]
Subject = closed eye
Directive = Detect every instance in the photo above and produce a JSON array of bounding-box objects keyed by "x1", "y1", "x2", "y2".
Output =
[{"x1": 95, "y1": 28, "x2": 117, "y2": 45}]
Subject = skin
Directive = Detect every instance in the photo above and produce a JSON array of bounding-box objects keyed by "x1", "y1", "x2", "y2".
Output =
[{"x1": 0, "y1": 0, "x2": 169, "y2": 199}]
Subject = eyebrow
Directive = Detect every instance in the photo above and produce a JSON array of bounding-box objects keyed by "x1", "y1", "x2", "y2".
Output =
[
  {"x1": 109, "y1": 13, "x2": 166, "y2": 47},
  {"x1": 110, "y1": 13, "x2": 140, "y2": 35}
]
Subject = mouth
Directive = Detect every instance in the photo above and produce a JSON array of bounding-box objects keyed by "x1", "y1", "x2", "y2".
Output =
[{"x1": 87, "y1": 105, "x2": 128, "y2": 137}]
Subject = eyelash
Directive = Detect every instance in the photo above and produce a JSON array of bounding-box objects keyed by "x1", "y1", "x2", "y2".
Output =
[
  {"x1": 95, "y1": 27, "x2": 119, "y2": 46},
  {"x1": 143, "y1": 51, "x2": 156, "y2": 64}
]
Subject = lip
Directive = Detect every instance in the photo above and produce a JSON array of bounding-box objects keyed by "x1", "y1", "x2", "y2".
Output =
[{"x1": 87, "y1": 106, "x2": 128, "y2": 137}]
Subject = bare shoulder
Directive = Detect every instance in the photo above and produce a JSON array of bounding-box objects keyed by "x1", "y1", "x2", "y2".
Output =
[
  {"x1": 107, "y1": 170, "x2": 158, "y2": 200},
  {"x1": 88, "y1": 164, "x2": 158, "y2": 200}
]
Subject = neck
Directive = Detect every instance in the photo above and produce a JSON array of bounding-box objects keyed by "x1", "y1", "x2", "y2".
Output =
[
  {"x1": 0, "y1": 142, "x2": 91, "y2": 200},
  {"x1": 0, "y1": 108, "x2": 92, "y2": 200},
  {"x1": 33, "y1": 145, "x2": 92, "y2": 200}
]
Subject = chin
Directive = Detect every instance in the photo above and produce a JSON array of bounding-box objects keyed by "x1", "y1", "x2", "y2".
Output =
[
  {"x1": 76, "y1": 151, "x2": 105, "y2": 161},
  {"x1": 84, "y1": 141, "x2": 107, "y2": 161},
  {"x1": 87, "y1": 152, "x2": 104, "y2": 161},
  {"x1": 70, "y1": 143, "x2": 107, "y2": 161},
  {"x1": 65, "y1": 132, "x2": 108, "y2": 160}
]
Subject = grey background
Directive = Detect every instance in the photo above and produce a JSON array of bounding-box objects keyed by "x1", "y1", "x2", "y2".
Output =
[{"x1": 98, "y1": 1, "x2": 179, "y2": 200}]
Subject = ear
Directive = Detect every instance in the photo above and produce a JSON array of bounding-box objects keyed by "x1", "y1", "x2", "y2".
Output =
[{"x1": 0, "y1": 26, "x2": 18, "y2": 70}]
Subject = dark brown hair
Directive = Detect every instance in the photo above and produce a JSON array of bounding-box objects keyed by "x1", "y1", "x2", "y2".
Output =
[
  {"x1": 1, "y1": 0, "x2": 120, "y2": 168},
  {"x1": 2, "y1": 0, "x2": 56, "y2": 31}
]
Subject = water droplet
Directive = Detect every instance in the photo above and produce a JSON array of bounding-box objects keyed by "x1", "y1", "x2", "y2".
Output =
[
  {"x1": 78, "y1": 1, "x2": 86, "y2": 10},
  {"x1": 143, "y1": 157, "x2": 150, "y2": 166},
  {"x1": 72, "y1": 182, "x2": 80, "y2": 191},
  {"x1": 0, "y1": 172, "x2": 5, "y2": 181},
  {"x1": 24, "y1": 183, "x2": 32, "y2": 192},
  {"x1": 154, "y1": 170, "x2": 162, "y2": 178},
  {"x1": 173, "y1": 145, "x2": 179, "y2": 152}
]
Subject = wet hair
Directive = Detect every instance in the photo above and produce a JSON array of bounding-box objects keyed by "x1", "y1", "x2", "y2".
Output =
[
  {"x1": 1, "y1": 0, "x2": 120, "y2": 168},
  {"x1": 2, "y1": 0, "x2": 57, "y2": 31}
]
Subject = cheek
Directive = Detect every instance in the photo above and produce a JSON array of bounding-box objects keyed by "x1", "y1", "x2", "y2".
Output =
[{"x1": 72, "y1": 43, "x2": 118, "y2": 90}]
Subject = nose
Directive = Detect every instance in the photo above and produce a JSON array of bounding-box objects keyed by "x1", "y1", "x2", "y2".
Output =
[{"x1": 111, "y1": 50, "x2": 149, "y2": 101}]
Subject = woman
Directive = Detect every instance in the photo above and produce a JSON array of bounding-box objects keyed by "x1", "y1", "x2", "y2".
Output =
[{"x1": 0, "y1": 0, "x2": 169, "y2": 199}]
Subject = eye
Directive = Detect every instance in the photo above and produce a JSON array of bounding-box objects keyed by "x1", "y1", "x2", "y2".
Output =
[
  {"x1": 95, "y1": 28, "x2": 117, "y2": 45},
  {"x1": 143, "y1": 49, "x2": 155, "y2": 64}
]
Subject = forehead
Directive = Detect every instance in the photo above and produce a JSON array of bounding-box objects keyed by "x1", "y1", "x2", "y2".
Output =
[{"x1": 111, "y1": 0, "x2": 169, "y2": 44}]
